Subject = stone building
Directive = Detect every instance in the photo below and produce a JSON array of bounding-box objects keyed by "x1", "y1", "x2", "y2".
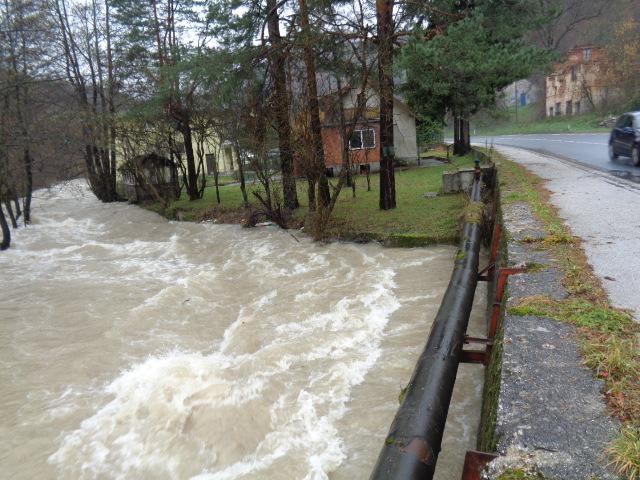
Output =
[
  {"x1": 546, "y1": 45, "x2": 611, "y2": 117},
  {"x1": 499, "y1": 79, "x2": 542, "y2": 108}
]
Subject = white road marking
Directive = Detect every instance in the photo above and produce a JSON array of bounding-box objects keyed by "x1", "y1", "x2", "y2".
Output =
[
  {"x1": 495, "y1": 137, "x2": 607, "y2": 146},
  {"x1": 496, "y1": 145, "x2": 640, "y2": 321}
]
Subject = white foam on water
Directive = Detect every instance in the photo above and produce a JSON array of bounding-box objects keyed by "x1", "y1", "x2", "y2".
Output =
[
  {"x1": 48, "y1": 264, "x2": 400, "y2": 480},
  {"x1": 2, "y1": 183, "x2": 472, "y2": 480}
]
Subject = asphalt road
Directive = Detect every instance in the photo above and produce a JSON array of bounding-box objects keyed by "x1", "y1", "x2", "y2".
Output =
[
  {"x1": 473, "y1": 133, "x2": 640, "y2": 183},
  {"x1": 493, "y1": 144, "x2": 640, "y2": 321}
]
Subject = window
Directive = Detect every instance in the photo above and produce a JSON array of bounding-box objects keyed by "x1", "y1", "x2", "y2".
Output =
[
  {"x1": 205, "y1": 153, "x2": 215, "y2": 175},
  {"x1": 576, "y1": 101, "x2": 581, "y2": 115},
  {"x1": 555, "y1": 102, "x2": 561, "y2": 116},
  {"x1": 549, "y1": 107, "x2": 554, "y2": 117},
  {"x1": 224, "y1": 146, "x2": 234, "y2": 170},
  {"x1": 571, "y1": 66, "x2": 577, "y2": 82},
  {"x1": 583, "y1": 48, "x2": 592, "y2": 61},
  {"x1": 349, "y1": 128, "x2": 376, "y2": 150},
  {"x1": 616, "y1": 115, "x2": 632, "y2": 129},
  {"x1": 566, "y1": 100, "x2": 573, "y2": 116}
]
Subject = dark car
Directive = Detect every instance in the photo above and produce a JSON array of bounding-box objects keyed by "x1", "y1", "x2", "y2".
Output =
[{"x1": 609, "y1": 112, "x2": 640, "y2": 166}]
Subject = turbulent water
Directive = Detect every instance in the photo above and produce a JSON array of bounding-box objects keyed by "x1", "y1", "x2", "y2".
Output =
[{"x1": 0, "y1": 183, "x2": 485, "y2": 480}]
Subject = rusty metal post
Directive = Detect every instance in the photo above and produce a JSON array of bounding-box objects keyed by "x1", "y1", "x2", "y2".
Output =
[
  {"x1": 461, "y1": 451, "x2": 498, "y2": 480},
  {"x1": 488, "y1": 267, "x2": 525, "y2": 340},
  {"x1": 487, "y1": 223, "x2": 502, "y2": 281}
]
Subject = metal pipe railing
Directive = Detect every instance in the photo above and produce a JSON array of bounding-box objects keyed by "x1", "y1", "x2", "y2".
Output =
[{"x1": 370, "y1": 177, "x2": 484, "y2": 480}]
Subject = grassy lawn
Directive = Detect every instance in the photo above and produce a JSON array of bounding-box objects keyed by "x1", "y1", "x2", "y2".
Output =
[
  {"x1": 153, "y1": 153, "x2": 478, "y2": 245},
  {"x1": 446, "y1": 105, "x2": 618, "y2": 137},
  {"x1": 204, "y1": 174, "x2": 239, "y2": 186},
  {"x1": 326, "y1": 161, "x2": 469, "y2": 245}
]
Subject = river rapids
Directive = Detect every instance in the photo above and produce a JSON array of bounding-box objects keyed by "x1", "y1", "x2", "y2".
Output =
[{"x1": 0, "y1": 183, "x2": 484, "y2": 479}]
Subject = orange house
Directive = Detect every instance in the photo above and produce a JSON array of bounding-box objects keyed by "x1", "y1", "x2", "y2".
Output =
[
  {"x1": 321, "y1": 122, "x2": 381, "y2": 174},
  {"x1": 294, "y1": 88, "x2": 418, "y2": 176}
]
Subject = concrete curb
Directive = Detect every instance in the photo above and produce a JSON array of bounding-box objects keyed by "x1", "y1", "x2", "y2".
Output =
[{"x1": 485, "y1": 200, "x2": 620, "y2": 479}]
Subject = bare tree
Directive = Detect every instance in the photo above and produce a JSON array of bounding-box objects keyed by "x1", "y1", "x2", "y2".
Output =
[
  {"x1": 0, "y1": 204, "x2": 10, "y2": 250},
  {"x1": 534, "y1": 0, "x2": 608, "y2": 52},
  {"x1": 49, "y1": 0, "x2": 119, "y2": 202}
]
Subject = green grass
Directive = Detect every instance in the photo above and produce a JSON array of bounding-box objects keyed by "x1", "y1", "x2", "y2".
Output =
[
  {"x1": 204, "y1": 174, "x2": 239, "y2": 186},
  {"x1": 325, "y1": 161, "x2": 470, "y2": 244},
  {"x1": 606, "y1": 426, "x2": 640, "y2": 480},
  {"x1": 154, "y1": 153, "x2": 479, "y2": 245},
  {"x1": 451, "y1": 104, "x2": 617, "y2": 137},
  {"x1": 508, "y1": 298, "x2": 634, "y2": 335},
  {"x1": 496, "y1": 469, "x2": 546, "y2": 480}
]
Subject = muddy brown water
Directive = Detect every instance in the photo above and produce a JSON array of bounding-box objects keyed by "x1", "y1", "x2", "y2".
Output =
[{"x1": 0, "y1": 183, "x2": 485, "y2": 480}]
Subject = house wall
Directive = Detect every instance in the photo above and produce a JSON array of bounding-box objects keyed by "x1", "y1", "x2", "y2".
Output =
[
  {"x1": 499, "y1": 79, "x2": 542, "y2": 108},
  {"x1": 545, "y1": 46, "x2": 610, "y2": 117},
  {"x1": 393, "y1": 101, "x2": 418, "y2": 161},
  {"x1": 115, "y1": 129, "x2": 239, "y2": 199},
  {"x1": 321, "y1": 124, "x2": 382, "y2": 174}
]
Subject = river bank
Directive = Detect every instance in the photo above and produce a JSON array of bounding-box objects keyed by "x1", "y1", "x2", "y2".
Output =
[{"x1": 140, "y1": 153, "x2": 478, "y2": 248}]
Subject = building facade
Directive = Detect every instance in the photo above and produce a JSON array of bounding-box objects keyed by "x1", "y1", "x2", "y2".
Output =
[
  {"x1": 314, "y1": 88, "x2": 418, "y2": 175},
  {"x1": 499, "y1": 79, "x2": 542, "y2": 109},
  {"x1": 546, "y1": 45, "x2": 610, "y2": 117}
]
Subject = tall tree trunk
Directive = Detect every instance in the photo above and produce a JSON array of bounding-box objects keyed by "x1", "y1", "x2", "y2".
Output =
[
  {"x1": 0, "y1": 204, "x2": 10, "y2": 250},
  {"x1": 23, "y1": 149, "x2": 32, "y2": 223},
  {"x1": 4, "y1": 200, "x2": 17, "y2": 228},
  {"x1": 453, "y1": 115, "x2": 471, "y2": 155},
  {"x1": 214, "y1": 169, "x2": 221, "y2": 204},
  {"x1": 299, "y1": 0, "x2": 330, "y2": 209},
  {"x1": 234, "y1": 142, "x2": 249, "y2": 207},
  {"x1": 266, "y1": 0, "x2": 298, "y2": 210},
  {"x1": 463, "y1": 117, "x2": 471, "y2": 152},
  {"x1": 307, "y1": 178, "x2": 316, "y2": 211},
  {"x1": 12, "y1": 190, "x2": 21, "y2": 221},
  {"x1": 376, "y1": 0, "x2": 396, "y2": 210},
  {"x1": 105, "y1": 0, "x2": 118, "y2": 198},
  {"x1": 179, "y1": 120, "x2": 200, "y2": 200}
]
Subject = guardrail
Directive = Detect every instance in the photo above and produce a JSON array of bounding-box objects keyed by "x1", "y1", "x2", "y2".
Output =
[{"x1": 370, "y1": 170, "x2": 484, "y2": 480}]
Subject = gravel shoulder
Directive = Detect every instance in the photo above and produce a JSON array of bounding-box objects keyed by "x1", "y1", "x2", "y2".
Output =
[{"x1": 494, "y1": 145, "x2": 640, "y2": 321}]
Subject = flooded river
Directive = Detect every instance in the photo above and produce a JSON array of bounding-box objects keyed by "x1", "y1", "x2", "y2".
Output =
[{"x1": 0, "y1": 184, "x2": 485, "y2": 480}]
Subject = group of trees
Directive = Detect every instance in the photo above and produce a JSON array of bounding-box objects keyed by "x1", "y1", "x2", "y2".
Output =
[
  {"x1": 1, "y1": 0, "x2": 562, "y2": 250},
  {"x1": 605, "y1": 5, "x2": 640, "y2": 110}
]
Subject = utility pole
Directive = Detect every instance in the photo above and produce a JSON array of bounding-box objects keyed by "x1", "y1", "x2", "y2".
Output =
[{"x1": 515, "y1": 81, "x2": 518, "y2": 123}]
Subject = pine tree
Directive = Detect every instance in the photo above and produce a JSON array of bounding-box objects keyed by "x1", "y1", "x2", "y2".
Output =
[{"x1": 401, "y1": 0, "x2": 552, "y2": 155}]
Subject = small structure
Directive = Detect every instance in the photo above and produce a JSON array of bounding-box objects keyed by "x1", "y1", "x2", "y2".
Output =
[
  {"x1": 545, "y1": 45, "x2": 611, "y2": 117},
  {"x1": 296, "y1": 88, "x2": 419, "y2": 176},
  {"x1": 119, "y1": 153, "x2": 179, "y2": 203},
  {"x1": 204, "y1": 141, "x2": 239, "y2": 177},
  {"x1": 499, "y1": 79, "x2": 541, "y2": 108}
]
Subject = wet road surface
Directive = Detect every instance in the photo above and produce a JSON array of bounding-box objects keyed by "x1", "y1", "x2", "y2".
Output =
[
  {"x1": 474, "y1": 133, "x2": 640, "y2": 183},
  {"x1": 493, "y1": 145, "x2": 640, "y2": 321}
]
